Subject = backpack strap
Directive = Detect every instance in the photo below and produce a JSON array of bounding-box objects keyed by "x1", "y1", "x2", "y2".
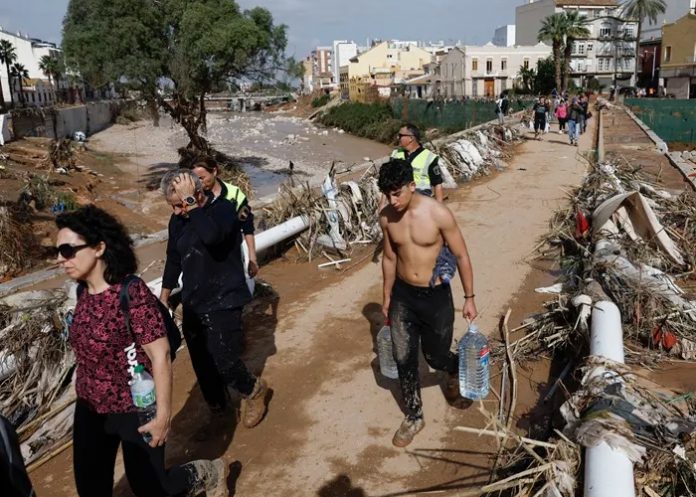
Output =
[{"x1": 119, "y1": 274, "x2": 140, "y2": 333}]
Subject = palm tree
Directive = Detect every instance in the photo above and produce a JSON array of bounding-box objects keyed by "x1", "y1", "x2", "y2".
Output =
[
  {"x1": 0, "y1": 39, "x2": 17, "y2": 108},
  {"x1": 538, "y1": 13, "x2": 566, "y2": 93},
  {"x1": 561, "y1": 11, "x2": 590, "y2": 92},
  {"x1": 39, "y1": 54, "x2": 64, "y2": 103},
  {"x1": 621, "y1": 0, "x2": 667, "y2": 86},
  {"x1": 11, "y1": 63, "x2": 29, "y2": 106}
]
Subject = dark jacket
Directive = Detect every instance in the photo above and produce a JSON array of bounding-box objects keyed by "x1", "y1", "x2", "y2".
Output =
[{"x1": 162, "y1": 193, "x2": 251, "y2": 314}]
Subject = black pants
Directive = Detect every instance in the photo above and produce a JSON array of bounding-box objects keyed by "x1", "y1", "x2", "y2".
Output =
[
  {"x1": 182, "y1": 307, "x2": 256, "y2": 410},
  {"x1": 72, "y1": 399, "x2": 191, "y2": 497},
  {"x1": 0, "y1": 415, "x2": 35, "y2": 497},
  {"x1": 388, "y1": 278, "x2": 457, "y2": 421}
]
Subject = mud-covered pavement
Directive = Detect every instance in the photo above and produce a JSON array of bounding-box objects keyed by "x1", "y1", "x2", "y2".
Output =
[{"x1": 30, "y1": 117, "x2": 594, "y2": 496}]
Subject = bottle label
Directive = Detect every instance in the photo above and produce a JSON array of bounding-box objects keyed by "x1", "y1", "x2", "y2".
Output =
[
  {"x1": 479, "y1": 346, "x2": 490, "y2": 367},
  {"x1": 133, "y1": 390, "x2": 155, "y2": 408}
]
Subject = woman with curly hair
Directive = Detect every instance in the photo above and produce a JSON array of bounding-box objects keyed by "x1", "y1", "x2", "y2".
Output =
[{"x1": 55, "y1": 205, "x2": 228, "y2": 497}]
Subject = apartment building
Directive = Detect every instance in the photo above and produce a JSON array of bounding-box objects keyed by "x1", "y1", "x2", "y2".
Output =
[
  {"x1": 311, "y1": 46, "x2": 334, "y2": 89},
  {"x1": 438, "y1": 43, "x2": 551, "y2": 98},
  {"x1": 660, "y1": 12, "x2": 696, "y2": 98},
  {"x1": 0, "y1": 28, "x2": 62, "y2": 107},
  {"x1": 493, "y1": 25, "x2": 517, "y2": 47},
  {"x1": 516, "y1": 0, "x2": 638, "y2": 88},
  {"x1": 332, "y1": 41, "x2": 358, "y2": 89}
]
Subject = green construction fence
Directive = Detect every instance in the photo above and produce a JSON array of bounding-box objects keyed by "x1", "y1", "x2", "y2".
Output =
[
  {"x1": 625, "y1": 98, "x2": 696, "y2": 145},
  {"x1": 390, "y1": 98, "x2": 533, "y2": 132}
]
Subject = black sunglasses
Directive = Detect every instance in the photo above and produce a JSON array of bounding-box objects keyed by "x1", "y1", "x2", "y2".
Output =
[
  {"x1": 52, "y1": 244, "x2": 90, "y2": 259},
  {"x1": 397, "y1": 133, "x2": 414, "y2": 138}
]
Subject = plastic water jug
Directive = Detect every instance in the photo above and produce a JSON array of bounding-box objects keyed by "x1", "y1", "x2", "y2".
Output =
[
  {"x1": 130, "y1": 364, "x2": 157, "y2": 443},
  {"x1": 377, "y1": 325, "x2": 398, "y2": 379},
  {"x1": 458, "y1": 324, "x2": 490, "y2": 400}
]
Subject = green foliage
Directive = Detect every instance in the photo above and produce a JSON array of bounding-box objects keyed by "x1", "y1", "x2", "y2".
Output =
[
  {"x1": 621, "y1": 0, "x2": 667, "y2": 24},
  {"x1": 587, "y1": 77, "x2": 604, "y2": 92},
  {"x1": 311, "y1": 94, "x2": 330, "y2": 108},
  {"x1": 318, "y1": 102, "x2": 397, "y2": 143},
  {"x1": 538, "y1": 13, "x2": 565, "y2": 91},
  {"x1": 63, "y1": 0, "x2": 288, "y2": 150},
  {"x1": 534, "y1": 57, "x2": 556, "y2": 95}
]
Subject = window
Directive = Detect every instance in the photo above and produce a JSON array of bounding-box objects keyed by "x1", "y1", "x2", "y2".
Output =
[
  {"x1": 472, "y1": 80, "x2": 478, "y2": 96},
  {"x1": 624, "y1": 27, "x2": 634, "y2": 38},
  {"x1": 600, "y1": 27, "x2": 611, "y2": 38},
  {"x1": 587, "y1": 43, "x2": 593, "y2": 52},
  {"x1": 578, "y1": 43, "x2": 585, "y2": 55},
  {"x1": 523, "y1": 58, "x2": 530, "y2": 69},
  {"x1": 501, "y1": 59, "x2": 507, "y2": 71},
  {"x1": 486, "y1": 59, "x2": 493, "y2": 73},
  {"x1": 472, "y1": 58, "x2": 478, "y2": 71},
  {"x1": 665, "y1": 46, "x2": 672, "y2": 62}
]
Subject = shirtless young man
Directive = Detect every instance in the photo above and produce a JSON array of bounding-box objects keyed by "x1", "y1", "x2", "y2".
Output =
[{"x1": 379, "y1": 158, "x2": 477, "y2": 447}]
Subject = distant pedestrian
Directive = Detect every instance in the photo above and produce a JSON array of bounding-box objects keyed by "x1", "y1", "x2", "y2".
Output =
[
  {"x1": 578, "y1": 94, "x2": 589, "y2": 134},
  {"x1": 555, "y1": 99, "x2": 568, "y2": 134},
  {"x1": 159, "y1": 171, "x2": 269, "y2": 433},
  {"x1": 567, "y1": 97, "x2": 582, "y2": 146},
  {"x1": 55, "y1": 205, "x2": 227, "y2": 497},
  {"x1": 532, "y1": 97, "x2": 549, "y2": 140},
  {"x1": 495, "y1": 93, "x2": 509, "y2": 125}
]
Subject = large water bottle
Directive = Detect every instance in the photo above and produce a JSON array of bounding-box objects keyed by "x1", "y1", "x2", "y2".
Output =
[
  {"x1": 458, "y1": 324, "x2": 490, "y2": 400},
  {"x1": 376, "y1": 324, "x2": 398, "y2": 379},
  {"x1": 130, "y1": 364, "x2": 157, "y2": 443}
]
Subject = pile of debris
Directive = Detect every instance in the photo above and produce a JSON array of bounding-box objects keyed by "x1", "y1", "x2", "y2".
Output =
[
  {"x1": 436, "y1": 123, "x2": 525, "y2": 182},
  {"x1": 482, "y1": 159, "x2": 696, "y2": 496},
  {"x1": 0, "y1": 290, "x2": 75, "y2": 467},
  {"x1": 505, "y1": 160, "x2": 696, "y2": 363}
]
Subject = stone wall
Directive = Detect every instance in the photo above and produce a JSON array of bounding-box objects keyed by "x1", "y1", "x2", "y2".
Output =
[{"x1": 8, "y1": 101, "x2": 125, "y2": 141}]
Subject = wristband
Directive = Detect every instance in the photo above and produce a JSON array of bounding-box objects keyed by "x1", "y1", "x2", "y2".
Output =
[{"x1": 464, "y1": 294, "x2": 475, "y2": 299}]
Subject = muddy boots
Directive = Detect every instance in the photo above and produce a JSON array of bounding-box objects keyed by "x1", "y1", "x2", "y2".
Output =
[
  {"x1": 184, "y1": 458, "x2": 229, "y2": 497},
  {"x1": 241, "y1": 378, "x2": 269, "y2": 428},
  {"x1": 392, "y1": 417, "x2": 425, "y2": 447}
]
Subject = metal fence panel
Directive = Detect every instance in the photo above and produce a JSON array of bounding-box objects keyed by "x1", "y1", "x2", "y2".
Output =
[{"x1": 625, "y1": 98, "x2": 696, "y2": 144}]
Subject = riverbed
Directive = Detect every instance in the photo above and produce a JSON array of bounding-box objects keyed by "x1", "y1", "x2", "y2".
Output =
[{"x1": 90, "y1": 111, "x2": 392, "y2": 199}]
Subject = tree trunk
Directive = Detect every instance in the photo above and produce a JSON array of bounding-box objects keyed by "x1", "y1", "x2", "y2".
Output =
[
  {"x1": 158, "y1": 92, "x2": 210, "y2": 155},
  {"x1": 562, "y1": 40, "x2": 573, "y2": 93},
  {"x1": 554, "y1": 44, "x2": 562, "y2": 92},
  {"x1": 6, "y1": 65, "x2": 14, "y2": 107},
  {"x1": 0, "y1": 71, "x2": 5, "y2": 112},
  {"x1": 634, "y1": 21, "x2": 641, "y2": 87}
]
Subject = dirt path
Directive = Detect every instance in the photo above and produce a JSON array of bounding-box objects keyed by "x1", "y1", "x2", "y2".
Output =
[{"x1": 30, "y1": 120, "x2": 593, "y2": 496}]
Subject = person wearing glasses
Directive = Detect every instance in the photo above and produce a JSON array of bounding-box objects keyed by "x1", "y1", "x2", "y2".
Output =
[
  {"x1": 54, "y1": 205, "x2": 227, "y2": 497},
  {"x1": 158, "y1": 170, "x2": 269, "y2": 432},
  {"x1": 391, "y1": 123, "x2": 444, "y2": 202}
]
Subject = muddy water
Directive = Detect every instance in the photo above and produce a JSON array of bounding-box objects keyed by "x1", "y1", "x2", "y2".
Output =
[{"x1": 205, "y1": 112, "x2": 392, "y2": 197}]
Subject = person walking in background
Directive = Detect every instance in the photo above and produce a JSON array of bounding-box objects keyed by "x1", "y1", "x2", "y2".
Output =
[
  {"x1": 532, "y1": 96, "x2": 549, "y2": 141},
  {"x1": 555, "y1": 99, "x2": 568, "y2": 134},
  {"x1": 191, "y1": 156, "x2": 259, "y2": 278},
  {"x1": 159, "y1": 171, "x2": 269, "y2": 432},
  {"x1": 495, "y1": 92, "x2": 509, "y2": 125},
  {"x1": 55, "y1": 205, "x2": 227, "y2": 497},
  {"x1": 567, "y1": 97, "x2": 582, "y2": 146},
  {"x1": 379, "y1": 159, "x2": 477, "y2": 448},
  {"x1": 390, "y1": 123, "x2": 445, "y2": 202},
  {"x1": 579, "y1": 94, "x2": 590, "y2": 134}
]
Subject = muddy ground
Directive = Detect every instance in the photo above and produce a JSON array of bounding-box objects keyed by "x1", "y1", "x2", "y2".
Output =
[{"x1": 15, "y1": 107, "x2": 696, "y2": 496}]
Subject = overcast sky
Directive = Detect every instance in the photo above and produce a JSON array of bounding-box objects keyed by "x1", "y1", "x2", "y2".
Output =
[{"x1": 1, "y1": 0, "x2": 523, "y2": 56}]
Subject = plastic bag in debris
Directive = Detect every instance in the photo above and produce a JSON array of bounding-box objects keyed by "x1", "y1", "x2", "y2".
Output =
[
  {"x1": 561, "y1": 357, "x2": 696, "y2": 463},
  {"x1": 73, "y1": 131, "x2": 86, "y2": 142}
]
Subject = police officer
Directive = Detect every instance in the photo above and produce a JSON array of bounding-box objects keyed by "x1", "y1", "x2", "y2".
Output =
[{"x1": 391, "y1": 123, "x2": 445, "y2": 202}]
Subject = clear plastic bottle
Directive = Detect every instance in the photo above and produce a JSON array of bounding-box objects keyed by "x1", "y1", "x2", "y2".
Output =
[
  {"x1": 457, "y1": 324, "x2": 490, "y2": 400},
  {"x1": 376, "y1": 325, "x2": 399, "y2": 379},
  {"x1": 130, "y1": 364, "x2": 157, "y2": 443}
]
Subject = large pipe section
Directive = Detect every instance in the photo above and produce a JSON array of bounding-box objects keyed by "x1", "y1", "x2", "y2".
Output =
[{"x1": 584, "y1": 301, "x2": 635, "y2": 497}]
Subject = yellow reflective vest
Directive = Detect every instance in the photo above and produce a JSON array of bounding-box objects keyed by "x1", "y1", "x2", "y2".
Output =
[
  {"x1": 221, "y1": 181, "x2": 246, "y2": 211},
  {"x1": 391, "y1": 148, "x2": 438, "y2": 191}
]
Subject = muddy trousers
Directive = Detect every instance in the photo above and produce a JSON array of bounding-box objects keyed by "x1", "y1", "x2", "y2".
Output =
[
  {"x1": 1, "y1": 415, "x2": 35, "y2": 497},
  {"x1": 182, "y1": 307, "x2": 256, "y2": 411},
  {"x1": 72, "y1": 399, "x2": 193, "y2": 497},
  {"x1": 388, "y1": 279, "x2": 458, "y2": 422}
]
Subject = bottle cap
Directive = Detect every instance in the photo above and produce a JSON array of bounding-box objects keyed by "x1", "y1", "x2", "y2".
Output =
[
  {"x1": 134, "y1": 364, "x2": 144, "y2": 373},
  {"x1": 468, "y1": 324, "x2": 479, "y2": 333}
]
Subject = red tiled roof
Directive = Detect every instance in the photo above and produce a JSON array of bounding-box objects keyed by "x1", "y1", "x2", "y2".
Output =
[{"x1": 556, "y1": 0, "x2": 618, "y2": 6}]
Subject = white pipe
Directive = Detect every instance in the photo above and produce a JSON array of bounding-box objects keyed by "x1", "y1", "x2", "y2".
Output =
[
  {"x1": 584, "y1": 300, "x2": 635, "y2": 497},
  {"x1": 256, "y1": 215, "x2": 309, "y2": 253}
]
